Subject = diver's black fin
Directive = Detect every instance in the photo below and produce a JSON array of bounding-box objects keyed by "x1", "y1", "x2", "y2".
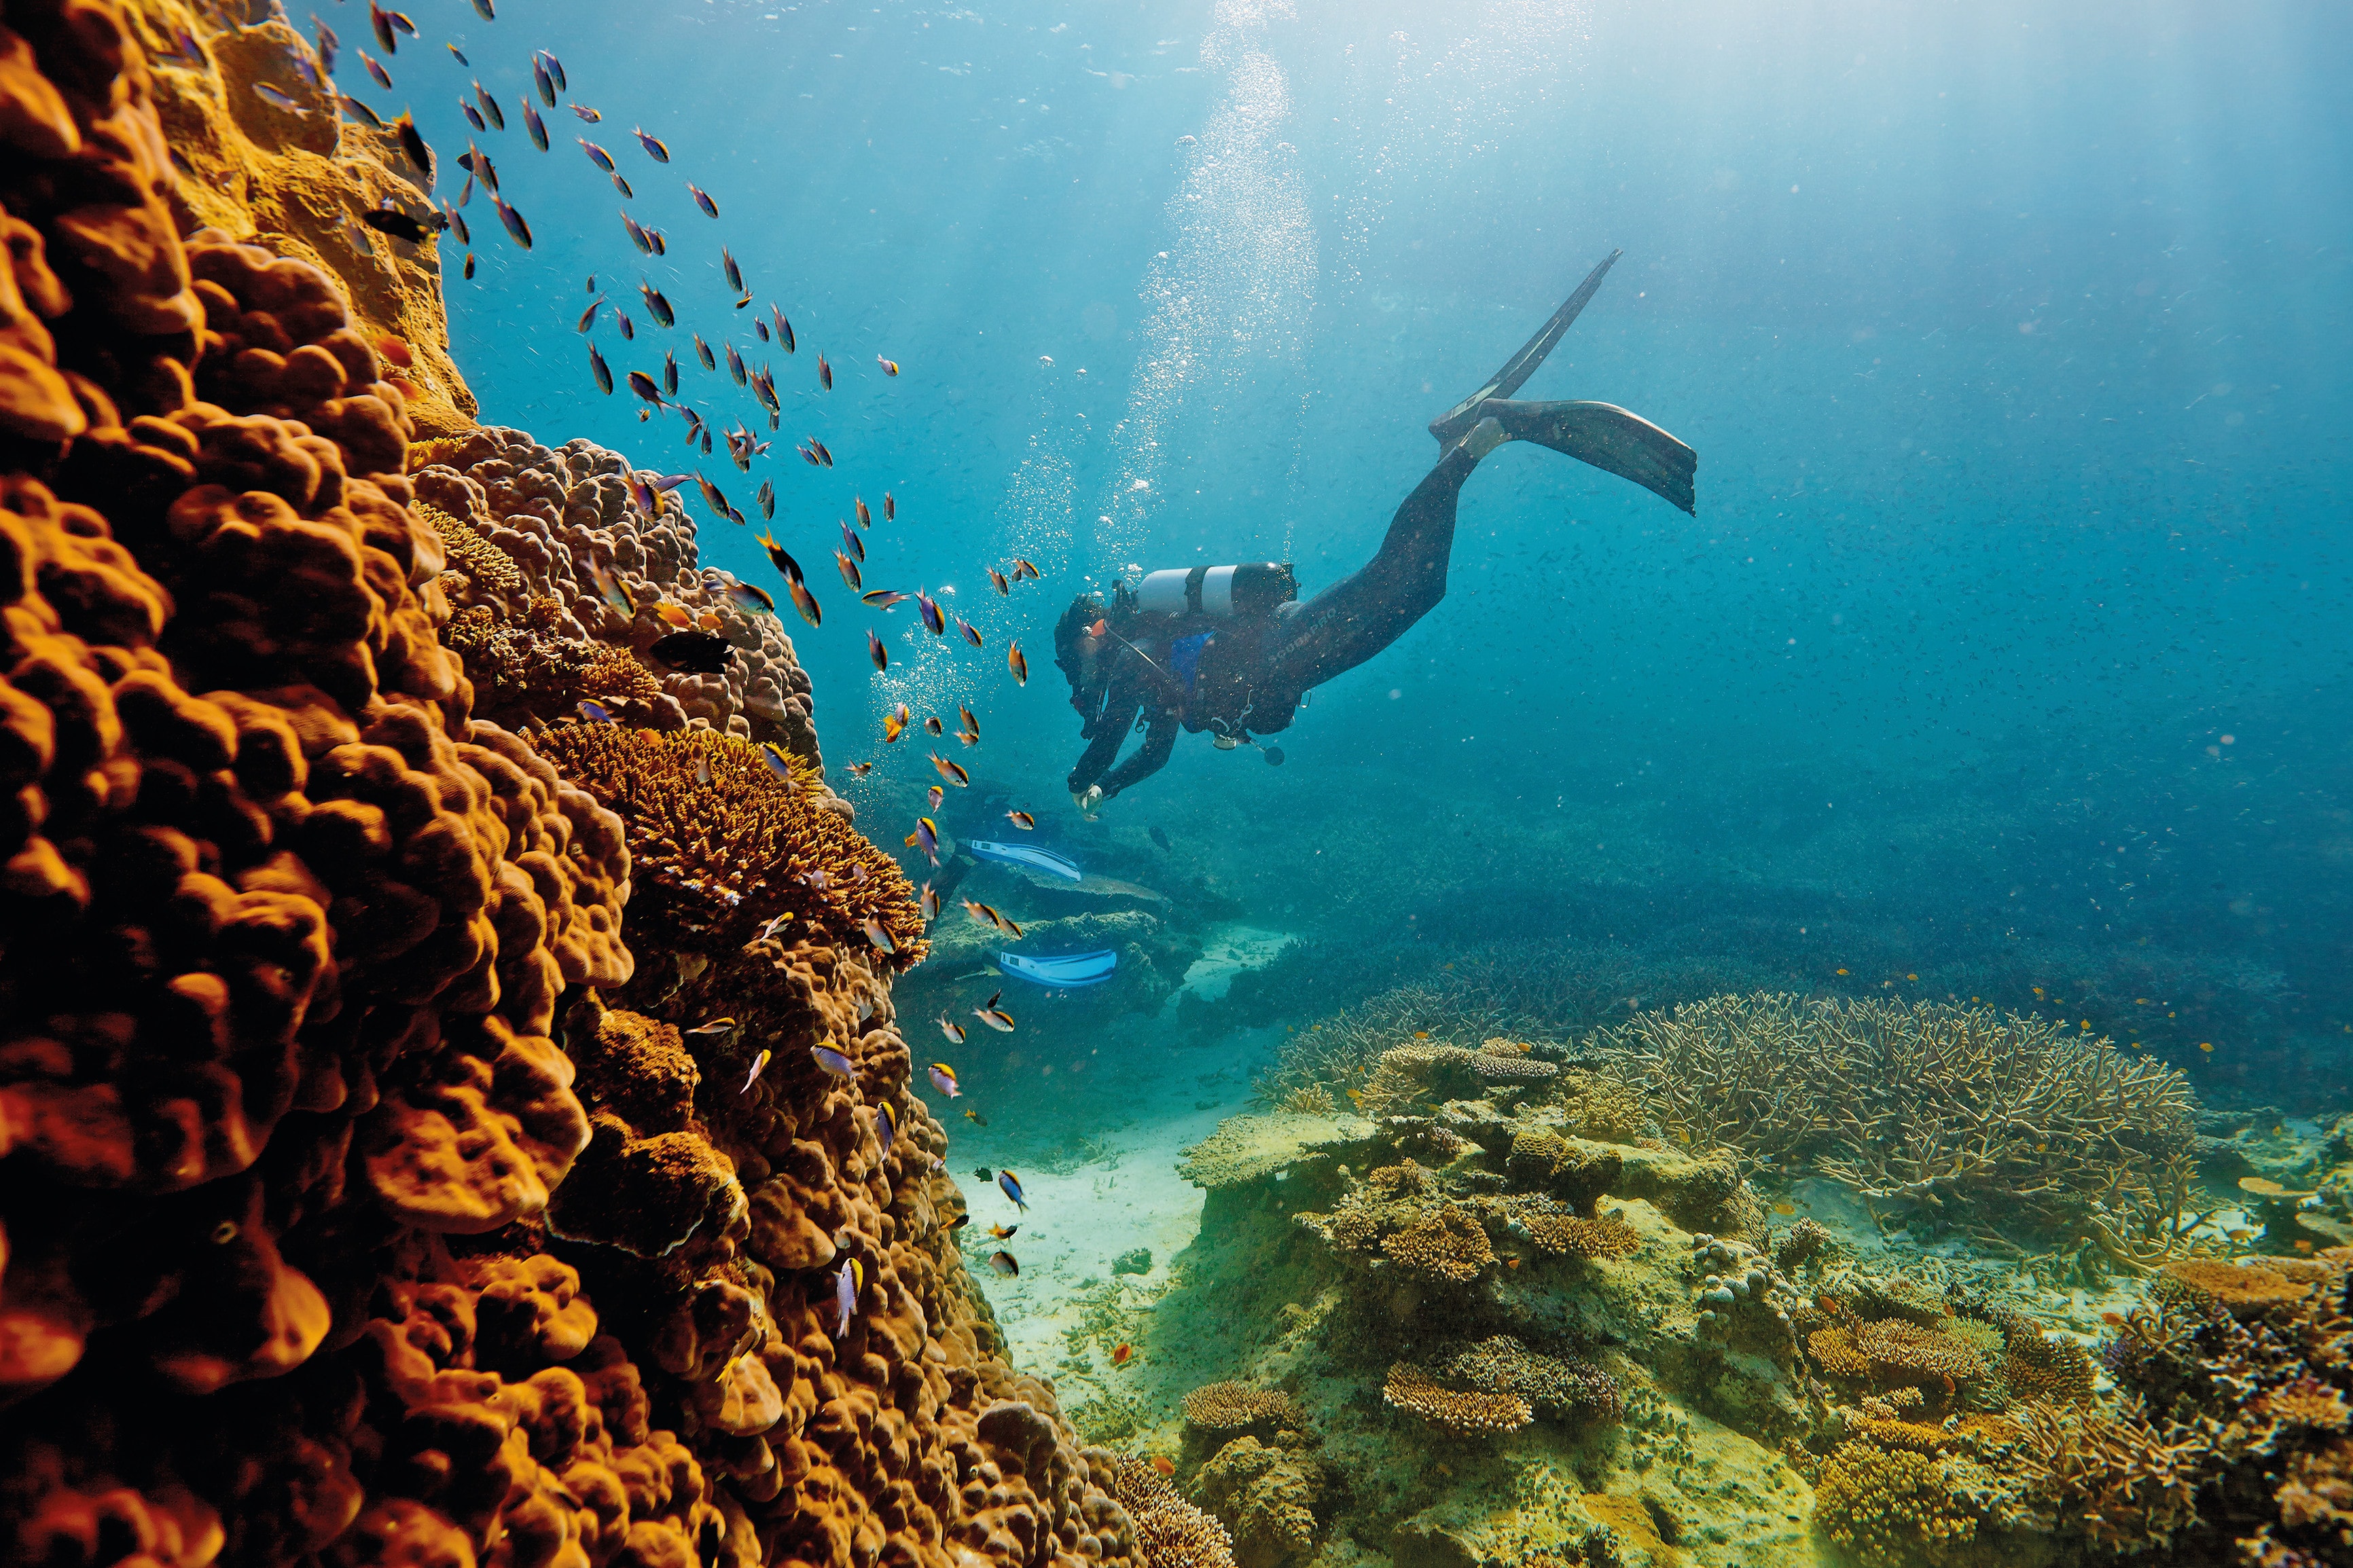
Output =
[
  {"x1": 1488, "y1": 398, "x2": 1698, "y2": 515},
  {"x1": 1429, "y1": 249, "x2": 1621, "y2": 443}
]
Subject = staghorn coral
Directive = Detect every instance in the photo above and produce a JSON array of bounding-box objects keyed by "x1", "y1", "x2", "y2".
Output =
[
  {"x1": 1181, "y1": 1382, "x2": 1305, "y2": 1434},
  {"x1": 1382, "y1": 1360, "x2": 1532, "y2": 1436},
  {"x1": 529, "y1": 722, "x2": 924, "y2": 964},
  {"x1": 0, "y1": 17, "x2": 1158, "y2": 1568},
  {"x1": 1380, "y1": 1203, "x2": 1496, "y2": 1282},
  {"x1": 2005, "y1": 1398, "x2": 2211, "y2": 1555},
  {"x1": 2261, "y1": 1378, "x2": 2353, "y2": 1434},
  {"x1": 1996, "y1": 1321, "x2": 2096, "y2": 1404},
  {"x1": 1274, "y1": 1082, "x2": 1335, "y2": 1115},
  {"x1": 1609, "y1": 991, "x2": 2197, "y2": 1233}
]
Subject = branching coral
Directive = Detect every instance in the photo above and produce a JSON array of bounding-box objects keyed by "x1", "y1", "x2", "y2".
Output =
[
  {"x1": 1508, "y1": 1199, "x2": 1642, "y2": 1260},
  {"x1": 529, "y1": 722, "x2": 924, "y2": 964},
  {"x1": 1810, "y1": 1319, "x2": 1990, "y2": 1392},
  {"x1": 1812, "y1": 1440, "x2": 1998, "y2": 1568},
  {"x1": 1437, "y1": 1335, "x2": 1623, "y2": 1423},
  {"x1": 1380, "y1": 1204, "x2": 1496, "y2": 1282},
  {"x1": 1107, "y1": 1454, "x2": 1237, "y2": 1568},
  {"x1": 1382, "y1": 1361, "x2": 1533, "y2": 1436},
  {"x1": 2004, "y1": 1399, "x2": 2211, "y2": 1555},
  {"x1": 1181, "y1": 1383, "x2": 1304, "y2": 1434},
  {"x1": 1609, "y1": 992, "x2": 2198, "y2": 1233}
]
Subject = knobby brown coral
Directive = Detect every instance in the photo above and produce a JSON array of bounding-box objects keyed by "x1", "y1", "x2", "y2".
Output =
[{"x1": 0, "y1": 13, "x2": 1149, "y2": 1568}]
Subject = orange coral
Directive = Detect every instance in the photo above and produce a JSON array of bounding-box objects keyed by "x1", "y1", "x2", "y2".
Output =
[
  {"x1": 528, "y1": 723, "x2": 924, "y2": 964},
  {"x1": 1513, "y1": 1205, "x2": 1641, "y2": 1260},
  {"x1": 1381, "y1": 1204, "x2": 1496, "y2": 1281},
  {"x1": 1382, "y1": 1362, "x2": 1532, "y2": 1435},
  {"x1": 2157, "y1": 1259, "x2": 2314, "y2": 1315}
]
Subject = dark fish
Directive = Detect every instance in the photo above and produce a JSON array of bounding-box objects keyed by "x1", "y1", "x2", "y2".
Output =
[
  {"x1": 473, "y1": 81, "x2": 503, "y2": 130},
  {"x1": 785, "y1": 575, "x2": 822, "y2": 629},
  {"x1": 616, "y1": 310, "x2": 634, "y2": 340},
  {"x1": 446, "y1": 42, "x2": 468, "y2": 66},
  {"x1": 339, "y1": 94, "x2": 384, "y2": 127},
  {"x1": 726, "y1": 342, "x2": 747, "y2": 385},
  {"x1": 818, "y1": 353, "x2": 833, "y2": 390},
  {"x1": 841, "y1": 519, "x2": 864, "y2": 563},
  {"x1": 965, "y1": 1109, "x2": 989, "y2": 1127},
  {"x1": 663, "y1": 349, "x2": 678, "y2": 395},
  {"x1": 626, "y1": 369, "x2": 663, "y2": 407},
  {"x1": 255, "y1": 83, "x2": 310, "y2": 116},
  {"x1": 542, "y1": 50, "x2": 567, "y2": 92},
  {"x1": 463, "y1": 251, "x2": 475, "y2": 279},
  {"x1": 757, "y1": 531, "x2": 804, "y2": 581},
  {"x1": 867, "y1": 628, "x2": 888, "y2": 672},
  {"x1": 1007, "y1": 640, "x2": 1028, "y2": 686},
  {"x1": 812, "y1": 439, "x2": 833, "y2": 467},
  {"x1": 836, "y1": 551, "x2": 863, "y2": 592},
  {"x1": 533, "y1": 58, "x2": 554, "y2": 107},
  {"x1": 924, "y1": 716, "x2": 944, "y2": 737},
  {"x1": 457, "y1": 172, "x2": 473, "y2": 206},
  {"x1": 688, "y1": 183, "x2": 719, "y2": 218},
  {"x1": 861, "y1": 913, "x2": 893, "y2": 951},
  {"x1": 1005, "y1": 811, "x2": 1035, "y2": 830},
  {"x1": 393, "y1": 113, "x2": 433, "y2": 184},
  {"x1": 369, "y1": 1, "x2": 397, "y2": 52},
  {"x1": 1151, "y1": 826, "x2": 1172, "y2": 853},
  {"x1": 459, "y1": 98, "x2": 486, "y2": 133},
  {"x1": 854, "y1": 496, "x2": 872, "y2": 529},
  {"x1": 579, "y1": 138, "x2": 615, "y2": 172},
  {"x1": 811, "y1": 1044, "x2": 855, "y2": 1080},
  {"x1": 755, "y1": 318, "x2": 769, "y2": 343},
  {"x1": 701, "y1": 475, "x2": 740, "y2": 527},
  {"x1": 723, "y1": 247, "x2": 744, "y2": 293},
  {"x1": 611, "y1": 172, "x2": 633, "y2": 199},
  {"x1": 917, "y1": 591, "x2": 944, "y2": 636},
  {"x1": 471, "y1": 0, "x2": 494, "y2": 17},
  {"x1": 724, "y1": 581, "x2": 776, "y2": 618},
  {"x1": 442, "y1": 201, "x2": 469, "y2": 244},
  {"x1": 884, "y1": 492, "x2": 896, "y2": 521},
  {"x1": 975, "y1": 1167, "x2": 992, "y2": 1181},
  {"x1": 577, "y1": 699, "x2": 615, "y2": 725},
  {"x1": 522, "y1": 99, "x2": 547, "y2": 149},
  {"x1": 361, "y1": 49, "x2": 391, "y2": 88},
  {"x1": 647, "y1": 226, "x2": 667, "y2": 256},
  {"x1": 876, "y1": 1101, "x2": 896, "y2": 1158},
  {"x1": 312, "y1": 17, "x2": 339, "y2": 75},
  {"x1": 588, "y1": 343, "x2": 612, "y2": 393},
  {"x1": 997, "y1": 1169, "x2": 1028, "y2": 1210},
  {"x1": 640, "y1": 280, "x2": 674, "y2": 327},
  {"x1": 988, "y1": 567, "x2": 1009, "y2": 596},
  {"x1": 755, "y1": 479, "x2": 774, "y2": 519},
  {"x1": 577, "y1": 297, "x2": 603, "y2": 333},
  {"x1": 863, "y1": 589, "x2": 910, "y2": 610},
  {"x1": 957, "y1": 617, "x2": 984, "y2": 649},
  {"x1": 694, "y1": 333, "x2": 715, "y2": 370},
  {"x1": 632, "y1": 126, "x2": 671, "y2": 162},
  {"x1": 621, "y1": 211, "x2": 651, "y2": 253},
  {"x1": 773, "y1": 305, "x2": 794, "y2": 352},
  {"x1": 495, "y1": 196, "x2": 531, "y2": 247},
  {"x1": 877, "y1": 355, "x2": 900, "y2": 376},
  {"x1": 572, "y1": 103, "x2": 600, "y2": 122},
  {"x1": 361, "y1": 206, "x2": 441, "y2": 243},
  {"x1": 461, "y1": 142, "x2": 496, "y2": 192},
  {"x1": 648, "y1": 630, "x2": 732, "y2": 673}
]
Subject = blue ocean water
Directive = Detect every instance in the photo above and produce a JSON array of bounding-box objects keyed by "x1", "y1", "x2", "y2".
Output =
[{"x1": 416, "y1": 0, "x2": 2350, "y2": 1110}]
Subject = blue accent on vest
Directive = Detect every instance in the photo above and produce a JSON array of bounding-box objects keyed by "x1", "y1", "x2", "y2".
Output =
[
  {"x1": 1170, "y1": 631, "x2": 1213, "y2": 695},
  {"x1": 998, "y1": 950, "x2": 1118, "y2": 987}
]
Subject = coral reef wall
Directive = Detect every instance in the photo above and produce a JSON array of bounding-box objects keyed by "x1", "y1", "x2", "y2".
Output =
[{"x1": 0, "y1": 9, "x2": 1134, "y2": 1568}]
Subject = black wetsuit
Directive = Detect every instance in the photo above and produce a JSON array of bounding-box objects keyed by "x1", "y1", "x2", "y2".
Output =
[{"x1": 1068, "y1": 443, "x2": 1477, "y2": 801}]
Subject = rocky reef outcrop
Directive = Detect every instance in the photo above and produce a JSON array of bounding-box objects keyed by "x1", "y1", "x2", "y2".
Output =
[{"x1": 0, "y1": 8, "x2": 1143, "y2": 1568}]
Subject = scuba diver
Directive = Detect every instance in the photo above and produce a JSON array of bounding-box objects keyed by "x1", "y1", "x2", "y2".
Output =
[{"x1": 1055, "y1": 251, "x2": 1696, "y2": 814}]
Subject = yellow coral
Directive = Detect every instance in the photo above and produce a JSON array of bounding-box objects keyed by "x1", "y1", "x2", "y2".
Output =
[
  {"x1": 1812, "y1": 1441, "x2": 1985, "y2": 1568},
  {"x1": 1513, "y1": 1207, "x2": 1640, "y2": 1260},
  {"x1": 1380, "y1": 1205, "x2": 1494, "y2": 1282},
  {"x1": 415, "y1": 499, "x2": 524, "y2": 600},
  {"x1": 1382, "y1": 1362, "x2": 1532, "y2": 1435},
  {"x1": 2157, "y1": 1259, "x2": 2314, "y2": 1315},
  {"x1": 1998, "y1": 1324, "x2": 2095, "y2": 1404},
  {"x1": 530, "y1": 725, "x2": 924, "y2": 963},
  {"x1": 1558, "y1": 1070, "x2": 1648, "y2": 1143},
  {"x1": 2261, "y1": 1379, "x2": 2352, "y2": 1433}
]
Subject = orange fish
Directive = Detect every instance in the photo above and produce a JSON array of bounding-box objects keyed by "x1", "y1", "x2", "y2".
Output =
[
  {"x1": 1151, "y1": 1457, "x2": 1174, "y2": 1478},
  {"x1": 1111, "y1": 1343, "x2": 1132, "y2": 1365}
]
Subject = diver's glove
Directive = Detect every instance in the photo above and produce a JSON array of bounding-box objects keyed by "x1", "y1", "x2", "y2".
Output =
[{"x1": 1071, "y1": 784, "x2": 1103, "y2": 820}]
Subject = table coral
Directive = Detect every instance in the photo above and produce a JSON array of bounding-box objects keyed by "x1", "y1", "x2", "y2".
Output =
[
  {"x1": 529, "y1": 723, "x2": 924, "y2": 964},
  {"x1": 2157, "y1": 1258, "x2": 2314, "y2": 1316},
  {"x1": 1509, "y1": 1201, "x2": 1641, "y2": 1260},
  {"x1": 1181, "y1": 1382, "x2": 1305, "y2": 1434},
  {"x1": 1436, "y1": 1334, "x2": 1624, "y2": 1423},
  {"x1": 1381, "y1": 1361, "x2": 1533, "y2": 1436}
]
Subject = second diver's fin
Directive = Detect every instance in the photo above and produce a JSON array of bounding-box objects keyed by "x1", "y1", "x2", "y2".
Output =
[
  {"x1": 1486, "y1": 399, "x2": 1698, "y2": 515},
  {"x1": 1429, "y1": 249, "x2": 1621, "y2": 444}
]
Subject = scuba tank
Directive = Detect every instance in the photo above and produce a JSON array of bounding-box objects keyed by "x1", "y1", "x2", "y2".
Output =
[{"x1": 1132, "y1": 562, "x2": 1296, "y2": 620}]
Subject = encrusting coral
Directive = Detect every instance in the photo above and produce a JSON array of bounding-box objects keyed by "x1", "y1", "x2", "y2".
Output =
[
  {"x1": 1192, "y1": 1436, "x2": 1321, "y2": 1568},
  {"x1": 0, "y1": 11, "x2": 1155, "y2": 1568}
]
